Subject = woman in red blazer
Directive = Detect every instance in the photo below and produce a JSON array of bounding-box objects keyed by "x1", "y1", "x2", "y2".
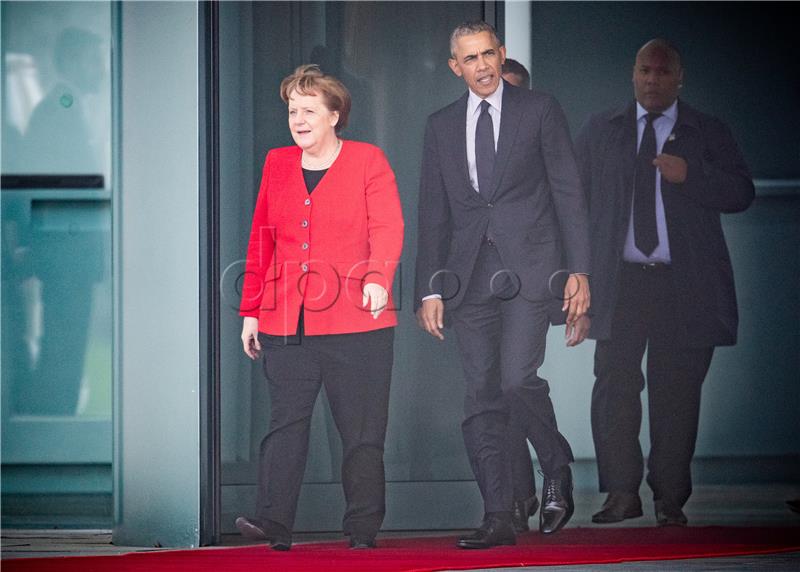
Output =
[{"x1": 235, "y1": 65, "x2": 404, "y2": 551}]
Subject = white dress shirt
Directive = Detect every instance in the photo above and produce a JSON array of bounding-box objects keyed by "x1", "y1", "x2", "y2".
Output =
[{"x1": 623, "y1": 100, "x2": 678, "y2": 264}]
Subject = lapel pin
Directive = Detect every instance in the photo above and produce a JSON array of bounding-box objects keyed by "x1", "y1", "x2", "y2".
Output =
[{"x1": 668, "y1": 133, "x2": 677, "y2": 142}]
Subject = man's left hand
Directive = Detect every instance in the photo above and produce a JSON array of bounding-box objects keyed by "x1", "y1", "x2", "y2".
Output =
[
  {"x1": 565, "y1": 315, "x2": 591, "y2": 347},
  {"x1": 562, "y1": 273, "x2": 590, "y2": 325},
  {"x1": 653, "y1": 153, "x2": 688, "y2": 184}
]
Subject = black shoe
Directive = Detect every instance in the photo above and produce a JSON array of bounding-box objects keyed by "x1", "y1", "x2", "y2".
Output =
[
  {"x1": 268, "y1": 535, "x2": 292, "y2": 551},
  {"x1": 512, "y1": 495, "x2": 540, "y2": 533},
  {"x1": 539, "y1": 467, "x2": 574, "y2": 534},
  {"x1": 349, "y1": 535, "x2": 377, "y2": 549},
  {"x1": 456, "y1": 516, "x2": 516, "y2": 549},
  {"x1": 591, "y1": 492, "x2": 643, "y2": 524},
  {"x1": 235, "y1": 516, "x2": 292, "y2": 550},
  {"x1": 655, "y1": 500, "x2": 687, "y2": 527}
]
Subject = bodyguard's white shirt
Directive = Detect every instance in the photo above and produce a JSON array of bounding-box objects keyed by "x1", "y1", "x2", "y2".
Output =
[
  {"x1": 623, "y1": 100, "x2": 678, "y2": 264},
  {"x1": 466, "y1": 81, "x2": 503, "y2": 193}
]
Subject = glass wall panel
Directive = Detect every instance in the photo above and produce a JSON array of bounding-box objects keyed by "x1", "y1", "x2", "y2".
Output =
[{"x1": 1, "y1": 1, "x2": 112, "y2": 476}]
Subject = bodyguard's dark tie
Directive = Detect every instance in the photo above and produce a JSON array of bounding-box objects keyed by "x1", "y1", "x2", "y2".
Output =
[
  {"x1": 634, "y1": 112, "x2": 661, "y2": 256},
  {"x1": 475, "y1": 99, "x2": 495, "y2": 199}
]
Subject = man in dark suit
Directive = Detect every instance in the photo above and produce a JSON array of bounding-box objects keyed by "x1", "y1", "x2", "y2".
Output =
[
  {"x1": 414, "y1": 21, "x2": 591, "y2": 548},
  {"x1": 574, "y1": 39, "x2": 754, "y2": 527}
]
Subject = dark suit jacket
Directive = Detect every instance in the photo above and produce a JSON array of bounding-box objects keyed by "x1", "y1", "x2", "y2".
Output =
[
  {"x1": 575, "y1": 99, "x2": 754, "y2": 347},
  {"x1": 414, "y1": 82, "x2": 590, "y2": 311}
]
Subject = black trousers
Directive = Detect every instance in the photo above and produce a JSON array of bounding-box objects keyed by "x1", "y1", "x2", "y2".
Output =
[
  {"x1": 255, "y1": 320, "x2": 394, "y2": 536},
  {"x1": 510, "y1": 438, "x2": 537, "y2": 502},
  {"x1": 451, "y1": 241, "x2": 573, "y2": 514},
  {"x1": 592, "y1": 263, "x2": 713, "y2": 508}
]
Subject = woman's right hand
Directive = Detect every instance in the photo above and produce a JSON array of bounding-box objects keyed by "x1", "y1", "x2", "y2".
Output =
[{"x1": 241, "y1": 317, "x2": 261, "y2": 359}]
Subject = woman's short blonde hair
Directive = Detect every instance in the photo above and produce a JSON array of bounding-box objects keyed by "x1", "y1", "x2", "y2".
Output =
[{"x1": 280, "y1": 64, "x2": 351, "y2": 132}]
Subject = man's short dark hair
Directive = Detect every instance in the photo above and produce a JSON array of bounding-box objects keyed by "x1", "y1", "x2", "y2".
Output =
[
  {"x1": 449, "y1": 21, "x2": 502, "y2": 57},
  {"x1": 502, "y1": 58, "x2": 530, "y2": 88}
]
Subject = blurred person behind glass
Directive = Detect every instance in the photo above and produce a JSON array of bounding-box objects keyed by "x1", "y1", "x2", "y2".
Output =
[
  {"x1": 20, "y1": 26, "x2": 105, "y2": 174},
  {"x1": 235, "y1": 64, "x2": 404, "y2": 551}
]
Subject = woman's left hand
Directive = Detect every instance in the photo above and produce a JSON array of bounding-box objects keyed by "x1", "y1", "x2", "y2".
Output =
[{"x1": 362, "y1": 283, "x2": 389, "y2": 320}]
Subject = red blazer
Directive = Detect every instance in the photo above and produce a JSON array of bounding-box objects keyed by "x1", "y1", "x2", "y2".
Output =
[{"x1": 239, "y1": 141, "x2": 404, "y2": 335}]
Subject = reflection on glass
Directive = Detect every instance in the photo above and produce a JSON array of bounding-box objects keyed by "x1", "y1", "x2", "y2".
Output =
[
  {"x1": 2, "y1": 2, "x2": 112, "y2": 420},
  {"x1": 2, "y1": 2, "x2": 110, "y2": 179},
  {"x1": 2, "y1": 53, "x2": 43, "y2": 172},
  {"x1": 18, "y1": 27, "x2": 106, "y2": 175},
  {"x1": 6, "y1": 199, "x2": 110, "y2": 416}
]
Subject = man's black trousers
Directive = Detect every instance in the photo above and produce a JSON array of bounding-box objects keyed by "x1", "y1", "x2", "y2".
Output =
[{"x1": 592, "y1": 262, "x2": 713, "y2": 508}]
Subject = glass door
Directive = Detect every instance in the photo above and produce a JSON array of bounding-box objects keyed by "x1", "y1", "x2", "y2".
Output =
[{"x1": 217, "y1": 1, "x2": 494, "y2": 533}]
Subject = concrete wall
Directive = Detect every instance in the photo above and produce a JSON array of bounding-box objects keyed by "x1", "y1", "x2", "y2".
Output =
[{"x1": 113, "y1": 0, "x2": 200, "y2": 547}]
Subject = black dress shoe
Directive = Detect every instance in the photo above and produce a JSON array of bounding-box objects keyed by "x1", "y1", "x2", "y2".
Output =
[
  {"x1": 655, "y1": 500, "x2": 687, "y2": 527},
  {"x1": 456, "y1": 516, "x2": 516, "y2": 549},
  {"x1": 539, "y1": 467, "x2": 574, "y2": 534},
  {"x1": 591, "y1": 492, "x2": 643, "y2": 524},
  {"x1": 235, "y1": 516, "x2": 292, "y2": 550},
  {"x1": 268, "y1": 535, "x2": 292, "y2": 551},
  {"x1": 512, "y1": 495, "x2": 540, "y2": 533},
  {"x1": 349, "y1": 535, "x2": 377, "y2": 549}
]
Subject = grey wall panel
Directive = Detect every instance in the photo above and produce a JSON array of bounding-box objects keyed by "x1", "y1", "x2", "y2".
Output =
[{"x1": 114, "y1": 0, "x2": 200, "y2": 547}]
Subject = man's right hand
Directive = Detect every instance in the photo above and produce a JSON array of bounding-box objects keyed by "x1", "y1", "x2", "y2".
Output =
[{"x1": 416, "y1": 298, "x2": 445, "y2": 340}]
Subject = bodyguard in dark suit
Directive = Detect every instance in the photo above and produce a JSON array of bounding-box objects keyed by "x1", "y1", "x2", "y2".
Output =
[
  {"x1": 574, "y1": 39, "x2": 754, "y2": 527},
  {"x1": 414, "y1": 21, "x2": 591, "y2": 548}
]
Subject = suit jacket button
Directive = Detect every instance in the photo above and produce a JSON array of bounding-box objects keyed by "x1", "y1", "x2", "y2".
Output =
[
  {"x1": 301, "y1": 220, "x2": 308, "y2": 227},
  {"x1": 304, "y1": 198, "x2": 311, "y2": 206},
  {"x1": 302, "y1": 243, "x2": 309, "y2": 250},
  {"x1": 301, "y1": 263, "x2": 308, "y2": 272}
]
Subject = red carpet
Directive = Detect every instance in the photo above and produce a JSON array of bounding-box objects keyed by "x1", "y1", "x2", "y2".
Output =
[{"x1": 5, "y1": 527, "x2": 800, "y2": 571}]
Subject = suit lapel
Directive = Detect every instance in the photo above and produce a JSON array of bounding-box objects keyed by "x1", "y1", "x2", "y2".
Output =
[
  {"x1": 664, "y1": 99, "x2": 700, "y2": 155},
  {"x1": 458, "y1": 105, "x2": 471, "y2": 193},
  {"x1": 487, "y1": 82, "x2": 521, "y2": 202},
  {"x1": 618, "y1": 102, "x2": 638, "y2": 214},
  {"x1": 446, "y1": 93, "x2": 472, "y2": 194}
]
